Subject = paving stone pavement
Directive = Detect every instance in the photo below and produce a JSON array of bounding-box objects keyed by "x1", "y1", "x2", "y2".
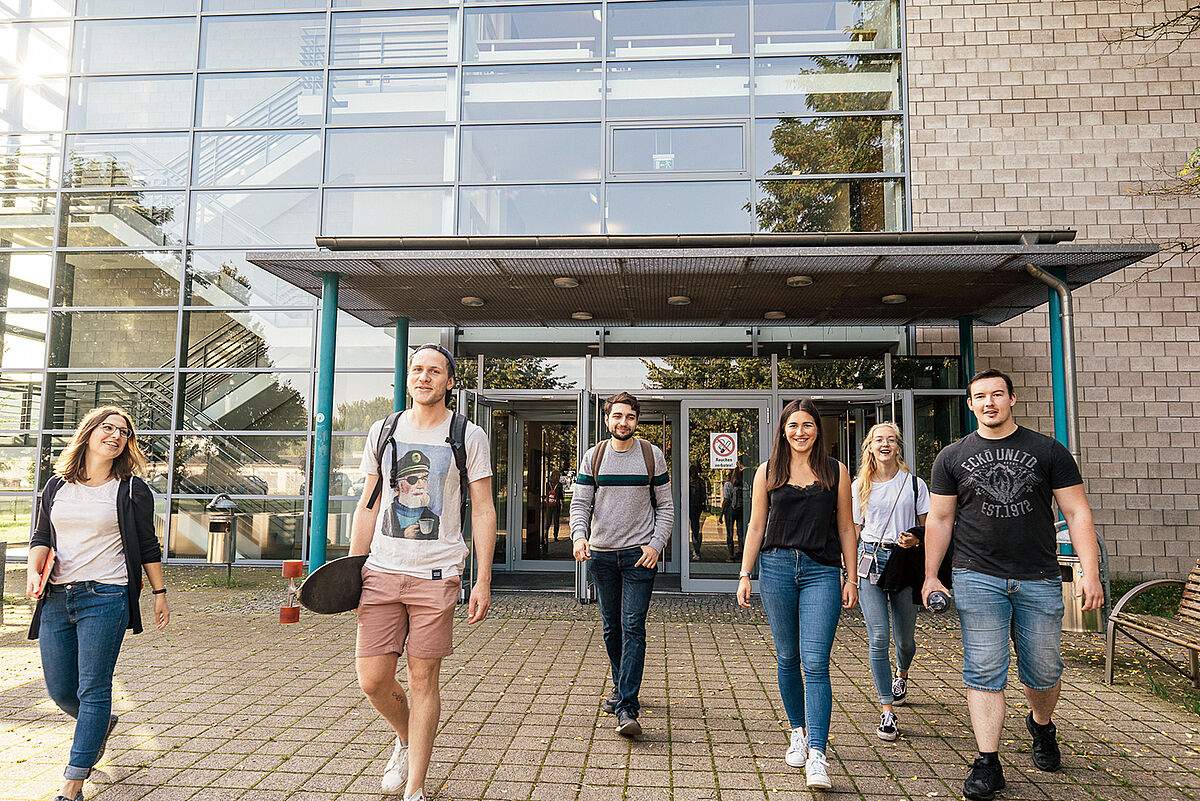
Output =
[{"x1": 1, "y1": 588, "x2": 1198, "y2": 801}]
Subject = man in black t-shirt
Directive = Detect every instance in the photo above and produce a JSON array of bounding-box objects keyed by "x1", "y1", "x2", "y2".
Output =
[{"x1": 923, "y1": 369, "x2": 1102, "y2": 801}]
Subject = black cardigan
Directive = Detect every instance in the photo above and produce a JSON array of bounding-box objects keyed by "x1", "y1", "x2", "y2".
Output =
[{"x1": 28, "y1": 475, "x2": 163, "y2": 640}]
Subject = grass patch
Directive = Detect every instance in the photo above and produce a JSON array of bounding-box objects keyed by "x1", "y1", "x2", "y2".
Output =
[{"x1": 1110, "y1": 579, "x2": 1183, "y2": 617}]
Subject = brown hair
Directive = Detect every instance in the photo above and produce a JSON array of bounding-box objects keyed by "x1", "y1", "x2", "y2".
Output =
[
  {"x1": 766, "y1": 398, "x2": 837, "y2": 492},
  {"x1": 968, "y1": 368, "x2": 1014, "y2": 396},
  {"x1": 54, "y1": 406, "x2": 147, "y2": 483},
  {"x1": 603, "y1": 391, "x2": 640, "y2": 417}
]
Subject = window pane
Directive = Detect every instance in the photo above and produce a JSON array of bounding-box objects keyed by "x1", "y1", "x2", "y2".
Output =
[
  {"x1": 65, "y1": 133, "x2": 190, "y2": 187},
  {"x1": 0, "y1": 436, "x2": 37, "y2": 490},
  {"x1": 777, "y1": 357, "x2": 885, "y2": 389},
  {"x1": 185, "y1": 250, "x2": 315, "y2": 308},
  {"x1": 755, "y1": 116, "x2": 902, "y2": 175},
  {"x1": 326, "y1": 126, "x2": 454, "y2": 185},
  {"x1": 459, "y1": 184, "x2": 600, "y2": 235},
  {"x1": 204, "y1": 0, "x2": 322, "y2": 10},
  {"x1": 323, "y1": 188, "x2": 453, "y2": 236},
  {"x1": 0, "y1": 374, "x2": 40, "y2": 430},
  {"x1": 755, "y1": 177, "x2": 904, "y2": 232},
  {"x1": 612, "y1": 125, "x2": 743, "y2": 174},
  {"x1": 0, "y1": 193, "x2": 55, "y2": 248},
  {"x1": 0, "y1": 494, "x2": 33, "y2": 548},
  {"x1": 198, "y1": 72, "x2": 324, "y2": 129},
  {"x1": 0, "y1": 21, "x2": 69, "y2": 79},
  {"x1": 755, "y1": 0, "x2": 899, "y2": 54},
  {"x1": 755, "y1": 55, "x2": 901, "y2": 114},
  {"x1": 193, "y1": 131, "x2": 322, "y2": 187},
  {"x1": 60, "y1": 191, "x2": 185, "y2": 248},
  {"x1": 180, "y1": 372, "x2": 310, "y2": 431},
  {"x1": 0, "y1": 77, "x2": 68, "y2": 133},
  {"x1": 607, "y1": 60, "x2": 748, "y2": 119},
  {"x1": 0, "y1": 134, "x2": 59, "y2": 190},
  {"x1": 72, "y1": 18, "x2": 196, "y2": 73},
  {"x1": 200, "y1": 13, "x2": 327, "y2": 71},
  {"x1": 169, "y1": 496, "x2": 304, "y2": 560},
  {"x1": 331, "y1": 371, "x2": 392, "y2": 431},
  {"x1": 465, "y1": 4, "x2": 600, "y2": 63},
  {"x1": 336, "y1": 0, "x2": 455, "y2": 6},
  {"x1": 48, "y1": 371, "x2": 174, "y2": 430},
  {"x1": 892, "y1": 357, "x2": 961, "y2": 390},
  {"x1": 49, "y1": 310, "x2": 177, "y2": 368},
  {"x1": 75, "y1": 0, "x2": 196, "y2": 15},
  {"x1": 68, "y1": 75, "x2": 193, "y2": 131},
  {"x1": 0, "y1": 252, "x2": 51, "y2": 306},
  {"x1": 190, "y1": 189, "x2": 319, "y2": 247},
  {"x1": 608, "y1": 0, "x2": 748, "y2": 58},
  {"x1": 172, "y1": 436, "x2": 307, "y2": 494},
  {"x1": 328, "y1": 68, "x2": 455, "y2": 125},
  {"x1": 333, "y1": 313, "x2": 412, "y2": 369},
  {"x1": 183, "y1": 309, "x2": 313, "y2": 369},
  {"x1": 54, "y1": 251, "x2": 181, "y2": 306},
  {"x1": 913, "y1": 395, "x2": 962, "y2": 480},
  {"x1": 461, "y1": 123, "x2": 598, "y2": 183},
  {"x1": 463, "y1": 63, "x2": 601, "y2": 121},
  {"x1": 606, "y1": 181, "x2": 749, "y2": 235},
  {"x1": 331, "y1": 9, "x2": 457, "y2": 66},
  {"x1": 0, "y1": 312, "x2": 47, "y2": 368},
  {"x1": 43, "y1": 435, "x2": 169, "y2": 493},
  {"x1": 1, "y1": 0, "x2": 70, "y2": 19}
]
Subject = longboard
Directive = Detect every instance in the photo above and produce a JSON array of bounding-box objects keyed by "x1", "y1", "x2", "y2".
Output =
[{"x1": 297, "y1": 555, "x2": 368, "y2": 614}]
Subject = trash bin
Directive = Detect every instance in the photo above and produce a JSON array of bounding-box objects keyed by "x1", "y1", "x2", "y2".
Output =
[
  {"x1": 206, "y1": 494, "x2": 238, "y2": 584},
  {"x1": 1059, "y1": 555, "x2": 1102, "y2": 633}
]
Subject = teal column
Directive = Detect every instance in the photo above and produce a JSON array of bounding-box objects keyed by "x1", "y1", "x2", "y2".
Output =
[
  {"x1": 309, "y1": 272, "x2": 339, "y2": 569},
  {"x1": 1047, "y1": 267, "x2": 1068, "y2": 447},
  {"x1": 959, "y1": 316, "x2": 976, "y2": 432},
  {"x1": 394, "y1": 317, "x2": 409, "y2": 412}
]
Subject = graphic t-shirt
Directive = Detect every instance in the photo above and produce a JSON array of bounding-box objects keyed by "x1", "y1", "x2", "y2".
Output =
[
  {"x1": 359, "y1": 411, "x2": 491, "y2": 579},
  {"x1": 930, "y1": 426, "x2": 1083, "y2": 580}
]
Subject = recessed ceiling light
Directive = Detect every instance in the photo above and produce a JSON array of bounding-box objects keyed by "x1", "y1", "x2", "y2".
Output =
[
  {"x1": 460, "y1": 296, "x2": 485, "y2": 307},
  {"x1": 667, "y1": 295, "x2": 691, "y2": 306},
  {"x1": 881, "y1": 293, "x2": 907, "y2": 304},
  {"x1": 571, "y1": 311, "x2": 593, "y2": 320},
  {"x1": 553, "y1": 277, "x2": 579, "y2": 288},
  {"x1": 786, "y1": 275, "x2": 813, "y2": 287},
  {"x1": 764, "y1": 310, "x2": 787, "y2": 320}
]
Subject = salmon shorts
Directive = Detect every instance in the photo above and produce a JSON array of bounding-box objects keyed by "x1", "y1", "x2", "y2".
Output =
[{"x1": 356, "y1": 566, "x2": 460, "y2": 659}]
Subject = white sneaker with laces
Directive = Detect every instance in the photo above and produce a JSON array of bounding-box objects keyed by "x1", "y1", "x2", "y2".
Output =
[
  {"x1": 805, "y1": 748, "x2": 832, "y2": 789},
  {"x1": 381, "y1": 737, "x2": 409, "y2": 794},
  {"x1": 402, "y1": 792, "x2": 425, "y2": 801},
  {"x1": 785, "y1": 726, "x2": 808, "y2": 768}
]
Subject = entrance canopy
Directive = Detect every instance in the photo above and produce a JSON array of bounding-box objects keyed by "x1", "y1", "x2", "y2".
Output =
[{"x1": 247, "y1": 231, "x2": 1157, "y2": 328}]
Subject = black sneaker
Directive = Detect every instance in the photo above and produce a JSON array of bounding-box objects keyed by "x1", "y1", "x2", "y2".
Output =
[
  {"x1": 1026, "y1": 712, "x2": 1061, "y2": 772},
  {"x1": 615, "y1": 710, "x2": 642, "y2": 737},
  {"x1": 52, "y1": 793, "x2": 83, "y2": 801},
  {"x1": 600, "y1": 689, "x2": 619, "y2": 715},
  {"x1": 962, "y1": 755, "x2": 1005, "y2": 801}
]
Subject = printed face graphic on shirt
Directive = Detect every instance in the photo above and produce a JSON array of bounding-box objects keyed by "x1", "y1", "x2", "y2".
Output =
[
  {"x1": 959, "y1": 448, "x2": 1040, "y2": 518},
  {"x1": 382, "y1": 445, "x2": 451, "y2": 541}
]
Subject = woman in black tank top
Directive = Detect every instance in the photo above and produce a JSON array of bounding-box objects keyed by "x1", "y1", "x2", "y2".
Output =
[{"x1": 735, "y1": 399, "x2": 858, "y2": 790}]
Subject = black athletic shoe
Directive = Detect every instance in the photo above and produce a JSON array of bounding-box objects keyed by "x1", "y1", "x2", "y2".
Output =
[
  {"x1": 1026, "y1": 712, "x2": 1061, "y2": 772},
  {"x1": 615, "y1": 710, "x2": 642, "y2": 737},
  {"x1": 600, "y1": 689, "x2": 619, "y2": 715},
  {"x1": 962, "y1": 755, "x2": 1005, "y2": 801}
]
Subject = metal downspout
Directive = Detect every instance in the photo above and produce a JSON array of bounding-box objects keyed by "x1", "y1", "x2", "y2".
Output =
[{"x1": 1024, "y1": 264, "x2": 1080, "y2": 461}]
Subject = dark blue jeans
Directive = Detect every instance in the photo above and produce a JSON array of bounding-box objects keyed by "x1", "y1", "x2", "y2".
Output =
[
  {"x1": 38, "y1": 582, "x2": 129, "y2": 781},
  {"x1": 589, "y1": 547, "x2": 656, "y2": 717}
]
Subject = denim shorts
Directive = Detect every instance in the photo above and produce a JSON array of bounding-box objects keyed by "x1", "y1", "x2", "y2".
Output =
[{"x1": 952, "y1": 568, "x2": 1064, "y2": 692}]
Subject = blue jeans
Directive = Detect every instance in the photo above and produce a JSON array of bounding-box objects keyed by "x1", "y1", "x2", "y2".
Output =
[
  {"x1": 758, "y1": 549, "x2": 842, "y2": 753},
  {"x1": 952, "y1": 568, "x2": 1064, "y2": 692},
  {"x1": 589, "y1": 547, "x2": 656, "y2": 717},
  {"x1": 857, "y1": 543, "x2": 917, "y2": 704},
  {"x1": 38, "y1": 582, "x2": 129, "y2": 781}
]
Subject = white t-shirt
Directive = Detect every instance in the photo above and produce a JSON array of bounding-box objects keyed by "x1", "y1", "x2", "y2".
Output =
[
  {"x1": 50, "y1": 479, "x2": 128, "y2": 585},
  {"x1": 851, "y1": 470, "x2": 930, "y2": 545},
  {"x1": 360, "y1": 411, "x2": 491, "y2": 579}
]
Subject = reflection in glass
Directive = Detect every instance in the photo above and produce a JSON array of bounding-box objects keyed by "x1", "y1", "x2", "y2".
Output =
[
  {"x1": 612, "y1": 126, "x2": 743, "y2": 174},
  {"x1": 181, "y1": 372, "x2": 311, "y2": 432},
  {"x1": 608, "y1": 0, "x2": 748, "y2": 59},
  {"x1": 205, "y1": 0, "x2": 322, "y2": 10},
  {"x1": 0, "y1": 77, "x2": 67, "y2": 133},
  {"x1": 182, "y1": 309, "x2": 314, "y2": 369},
  {"x1": 460, "y1": 184, "x2": 600, "y2": 235},
  {"x1": 461, "y1": 123, "x2": 598, "y2": 183},
  {"x1": 0, "y1": 436, "x2": 40, "y2": 491},
  {"x1": 481, "y1": 357, "x2": 582, "y2": 390},
  {"x1": 0, "y1": 194, "x2": 55, "y2": 247},
  {"x1": 333, "y1": 314, "x2": 428, "y2": 370},
  {"x1": 607, "y1": 60, "x2": 749, "y2": 120},
  {"x1": 201, "y1": 13, "x2": 327, "y2": 71},
  {"x1": 0, "y1": 374, "x2": 40, "y2": 430},
  {"x1": 65, "y1": 133, "x2": 189, "y2": 187},
  {"x1": 1, "y1": 21, "x2": 69, "y2": 79},
  {"x1": 42, "y1": 434, "x2": 169, "y2": 494},
  {"x1": 49, "y1": 310, "x2": 177, "y2": 368},
  {"x1": 1, "y1": 0, "x2": 70, "y2": 18},
  {"x1": 189, "y1": 189, "x2": 320, "y2": 246},
  {"x1": 462, "y1": 63, "x2": 601, "y2": 122},
  {"x1": 172, "y1": 435, "x2": 307, "y2": 494},
  {"x1": 328, "y1": 68, "x2": 455, "y2": 125},
  {"x1": 60, "y1": 191, "x2": 185, "y2": 248},
  {"x1": 169, "y1": 497, "x2": 304, "y2": 560},
  {"x1": 185, "y1": 250, "x2": 315, "y2": 309},
  {"x1": 0, "y1": 252, "x2": 50, "y2": 306},
  {"x1": 755, "y1": 177, "x2": 903, "y2": 232},
  {"x1": 197, "y1": 72, "x2": 324, "y2": 129},
  {"x1": 68, "y1": 75, "x2": 192, "y2": 131},
  {"x1": 0, "y1": 494, "x2": 32, "y2": 546},
  {"x1": 754, "y1": 55, "x2": 901, "y2": 115},
  {"x1": 331, "y1": 9, "x2": 457, "y2": 66},
  {"x1": 323, "y1": 187, "x2": 453, "y2": 236},
  {"x1": 47, "y1": 372, "x2": 174, "y2": 431},
  {"x1": 325, "y1": 497, "x2": 356, "y2": 558},
  {"x1": 465, "y1": 4, "x2": 601, "y2": 63},
  {"x1": 329, "y1": 436, "x2": 367, "y2": 492},
  {"x1": 72, "y1": 18, "x2": 196, "y2": 74},
  {"x1": 75, "y1": 0, "x2": 195, "y2": 15},
  {"x1": 0, "y1": 312, "x2": 46, "y2": 369},
  {"x1": 54, "y1": 251, "x2": 181, "y2": 307},
  {"x1": 687, "y1": 406, "x2": 759, "y2": 577},
  {"x1": 193, "y1": 131, "x2": 322, "y2": 187},
  {"x1": 0, "y1": 134, "x2": 59, "y2": 189},
  {"x1": 518, "y1": 417, "x2": 576, "y2": 562},
  {"x1": 330, "y1": 372, "x2": 392, "y2": 430},
  {"x1": 606, "y1": 181, "x2": 749, "y2": 235},
  {"x1": 914, "y1": 394, "x2": 962, "y2": 480},
  {"x1": 891, "y1": 356, "x2": 960, "y2": 389},
  {"x1": 777, "y1": 357, "x2": 885, "y2": 389},
  {"x1": 593, "y1": 357, "x2": 770, "y2": 391},
  {"x1": 756, "y1": 116, "x2": 902, "y2": 175},
  {"x1": 754, "y1": 0, "x2": 899, "y2": 53},
  {"x1": 326, "y1": 127, "x2": 454, "y2": 185}
]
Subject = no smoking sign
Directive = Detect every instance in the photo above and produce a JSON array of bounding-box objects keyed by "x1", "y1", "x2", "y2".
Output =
[{"x1": 710, "y1": 432, "x2": 738, "y2": 470}]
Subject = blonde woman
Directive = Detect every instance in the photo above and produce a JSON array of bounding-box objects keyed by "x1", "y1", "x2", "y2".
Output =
[
  {"x1": 26, "y1": 406, "x2": 169, "y2": 801},
  {"x1": 851, "y1": 423, "x2": 929, "y2": 742}
]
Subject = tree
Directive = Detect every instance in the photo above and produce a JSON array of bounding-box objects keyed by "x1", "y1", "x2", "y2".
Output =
[
  {"x1": 335, "y1": 396, "x2": 393, "y2": 432},
  {"x1": 457, "y1": 356, "x2": 576, "y2": 391}
]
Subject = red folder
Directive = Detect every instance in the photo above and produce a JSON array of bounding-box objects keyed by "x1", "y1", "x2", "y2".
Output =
[{"x1": 31, "y1": 549, "x2": 55, "y2": 598}]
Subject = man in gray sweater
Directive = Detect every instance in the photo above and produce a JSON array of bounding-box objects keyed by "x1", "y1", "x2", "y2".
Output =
[{"x1": 572, "y1": 392, "x2": 674, "y2": 737}]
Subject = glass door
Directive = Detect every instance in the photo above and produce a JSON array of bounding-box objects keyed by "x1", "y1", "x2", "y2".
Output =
[
  {"x1": 458, "y1": 389, "x2": 497, "y2": 598},
  {"x1": 803, "y1": 393, "x2": 899, "y2": 476},
  {"x1": 512, "y1": 403, "x2": 578, "y2": 572},
  {"x1": 634, "y1": 405, "x2": 681, "y2": 573}
]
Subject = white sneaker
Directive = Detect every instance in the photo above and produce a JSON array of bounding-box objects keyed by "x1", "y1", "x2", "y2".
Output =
[
  {"x1": 805, "y1": 749, "x2": 832, "y2": 789},
  {"x1": 402, "y1": 792, "x2": 425, "y2": 801},
  {"x1": 381, "y1": 738, "x2": 408, "y2": 794},
  {"x1": 785, "y1": 726, "x2": 808, "y2": 768}
]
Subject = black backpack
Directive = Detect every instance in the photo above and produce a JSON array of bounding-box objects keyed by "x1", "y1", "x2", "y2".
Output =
[{"x1": 365, "y1": 411, "x2": 472, "y2": 532}]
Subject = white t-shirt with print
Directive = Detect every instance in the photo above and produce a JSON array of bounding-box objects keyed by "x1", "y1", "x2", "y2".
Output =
[
  {"x1": 851, "y1": 470, "x2": 930, "y2": 545},
  {"x1": 359, "y1": 411, "x2": 491, "y2": 579}
]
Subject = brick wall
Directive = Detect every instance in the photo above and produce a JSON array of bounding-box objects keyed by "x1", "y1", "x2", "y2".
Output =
[{"x1": 906, "y1": 0, "x2": 1200, "y2": 579}]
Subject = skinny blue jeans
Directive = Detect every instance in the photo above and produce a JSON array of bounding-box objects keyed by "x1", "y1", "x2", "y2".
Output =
[
  {"x1": 758, "y1": 549, "x2": 842, "y2": 753},
  {"x1": 589, "y1": 547, "x2": 656, "y2": 717},
  {"x1": 856, "y1": 542, "x2": 917, "y2": 704}
]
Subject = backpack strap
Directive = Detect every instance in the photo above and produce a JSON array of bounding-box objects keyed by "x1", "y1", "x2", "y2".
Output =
[
  {"x1": 639, "y1": 438, "x2": 658, "y2": 509},
  {"x1": 591, "y1": 439, "x2": 608, "y2": 484},
  {"x1": 365, "y1": 411, "x2": 403, "y2": 510},
  {"x1": 447, "y1": 412, "x2": 471, "y2": 531}
]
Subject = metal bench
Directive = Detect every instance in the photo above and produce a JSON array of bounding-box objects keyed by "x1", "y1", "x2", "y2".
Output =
[{"x1": 1105, "y1": 556, "x2": 1200, "y2": 688}]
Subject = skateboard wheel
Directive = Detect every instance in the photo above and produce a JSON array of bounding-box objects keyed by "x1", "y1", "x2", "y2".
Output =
[
  {"x1": 280, "y1": 605, "x2": 300, "y2": 624},
  {"x1": 282, "y1": 560, "x2": 304, "y2": 578}
]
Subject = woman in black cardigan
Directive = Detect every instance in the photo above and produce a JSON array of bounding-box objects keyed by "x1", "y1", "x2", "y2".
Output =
[{"x1": 26, "y1": 406, "x2": 169, "y2": 801}]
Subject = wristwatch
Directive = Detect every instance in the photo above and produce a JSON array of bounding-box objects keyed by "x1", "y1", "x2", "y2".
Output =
[{"x1": 739, "y1": 571, "x2": 752, "y2": 579}]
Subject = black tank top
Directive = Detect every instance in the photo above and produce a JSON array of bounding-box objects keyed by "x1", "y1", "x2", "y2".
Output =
[{"x1": 762, "y1": 457, "x2": 842, "y2": 566}]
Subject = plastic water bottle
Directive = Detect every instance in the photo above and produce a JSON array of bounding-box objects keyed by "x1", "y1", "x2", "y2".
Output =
[{"x1": 927, "y1": 590, "x2": 951, "y2": 613}]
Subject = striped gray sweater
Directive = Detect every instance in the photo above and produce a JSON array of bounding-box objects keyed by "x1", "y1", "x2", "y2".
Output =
[{"x1": 570, "y1": 440, "x2": 674, "y2": 554}]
